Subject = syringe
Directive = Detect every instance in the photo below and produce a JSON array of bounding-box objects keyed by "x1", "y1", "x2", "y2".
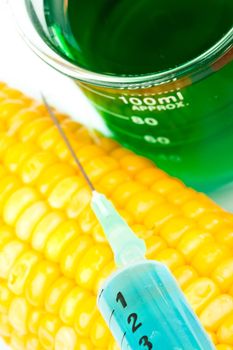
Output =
[{"x1": 42, "y1": 95, "x2": 215, "y2": 350}]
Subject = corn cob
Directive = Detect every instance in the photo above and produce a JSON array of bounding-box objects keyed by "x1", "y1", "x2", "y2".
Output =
[{"x1": 0, "y1": 83, "x2": 232, "y2": 350}]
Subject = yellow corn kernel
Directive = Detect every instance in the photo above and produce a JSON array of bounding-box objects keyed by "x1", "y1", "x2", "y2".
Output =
[
  {"x1": 0, "y1": 84, "x2": 7, "y2": 93},
  {"x1": 156, "y1": 248, "x2": 185, "y2": 271},
  {"x1": 173, "y1": 266, "x2": 198, "y2": 290},
  {"x1": 59, "y1": 287, "x2": 86, "y2": 326},
  {"x1": 25, "y1": 260, "x2": 59, "y2": 307},
  {"x1": 90, "y1": 315, "x2": 111, "y2": 348},
  {"x1": 92, "y1": 223, "x2": 106, "y2": 243},
  {"x1": 44, "y1": 220, "x2": 80, "y2": 262},
  {"x1": 182, "y1": 198, "x2": 217, "y2": 219},
  {"x1": 108, "y1": 340, "x2": 120, "y2": 350},
  {"x1": 0, "y1": 313, "x2": 12, "y2": 338},
  {"x1": 48, "y1": 177, "x2": 84, "y2": 209},
  {"x1": 60, "y1": 236, "x2": 93, "y2": 279},
  {"x1": 37, "y1": 163, "x2": 76, "y2": 195},
  {"x1": 98, "y1": 170, "x2": 130, "y2": 195},
  {"x1": 4, "y1": 143, "x2": 39, "y2": 173},
  {"x1": 145, "y1": 235, "x2": 168, "y2": 259},
  {"x1": 135, "y1": 167, "x2": 164, "y2": 185},
  {"x1": 199, "y1": 295, "x2": 233, "y2": 331},
  {"x1": 8, "y1": 109, "x2": 41, "y2": 134},
  {"x1": 45, "y1": 277, "x2": 75, "y2": 315},
  {"x1": 110, "y1": 147, "x2": 132, "y2": 160},
  {"x1": 192, "y1": 244, "x2": 231, "y2": 276},
  {"x1": 20, "y1": 151, "x2": 57, "y2": 184},
  {"x1": 216, "y1": 345, "x2": 233, "y2": 350},
  {"x1": 120, "y1": 154, "x2": 152, "y2": 175},
  {"x1": 0, "y1": 134, "x2": 14, "y2": 158},
  {"x1": 214, "y1": 225, "x2": 233, "y2": 249},
  {"x1": 0, "y1": 240, "x2": 27, "y2": 279},
  {"x1": 0, "y1": 164, "x2": 7, "y2": 178},
  {"x1": 2, "y1": 86, "x2": 23, "y2": 98},
  {"x1": 217, "y1": 314, "x2": 233, "y2": 346},
  {"x1": 55, "y1": 327, "x2": 78, "y2": 350},
  {"x1": 0, "y1": 225, "x2": 14, "y2": 250},
  {"x1": 83, "y1": 156, "x2": 118, "y2": 183},
  {"x1": 0, "y1": 100, "x2": 29, "y2": 120},
  {"x1": 74, "y1": 295, "x2": 97, "y2": 336},
  {"x1": 27, "y1": 309, "x2": 45, "y2": 335},
  {"x1": 75, "y1": 145, "x2": 105, "y2": 163},
  {"x1": 144, "y1": 202, "x2": 179, "y2": 229},
  {"x1": 53, "y1": 139, "x2": 75, "y2": 161},
  {"x1": 31, "y1": 212, "x2": 65, "y2": 252},
  {"x1": 3, "y1": 187, "x2": 39, "y2": 226},
  {"x1": 160, "y1": 216, "x2": 195, "y2": 247},
  {"x1": 25, "y1": 336, "x2": 41, "y2": 350},
  {"x1": 0, "y1": 175, "x2": 21, "y2": 214},
  {"x1": 167, "y1": 187, "x2": 197, "y2": 206},
  {"x1": 0, "y1": 283, "x2": 13, "y2": 313},
  {"x1": 178, "y1": 231, "x2": 214, "y2": 262},
  {"x1": 126, "y1": 191, "x2": 165, "y2": 223},
  {"x1": 38, "y1": 126, "x2": 62, "y2": 151},
  {"x1": 38, "y1": 314, "x2": 61, "y2": 350},
  {"x1": 16, "y1": 201, "x2": 49, "y2": 241},
  {"x1": 8, "y1": 297, "x2": 29, "y2": 335},
  {"x1": 151, "y1": 177, "x2": 184, "y2": 195},
  {"x1": 207, "y1": 331, "x2": 217, "y2": 345},
  {"x1": 198, "y1": 213, "x2": 230, "y2": 232},
  {"x1": 75, "y1": 244, "x2": 113, "y2": 290},
  {"x1": 74, "y1": 126, "x2": 95, "y2": 144},
  {"x1": 212, "y1": 258, "x2": 233, "y2": 292},
  {"x1": 10, "y1": 331, "x2": 26, "y2": 350},
  {"x1": 0, "y1": 120, "x2": 6, "y2": 132},
  {"x1": 66, "y1": 187, "x2": 91, "y2": 219},
  {"x1": 184, "y1": 278, "x2": 220, "y2": 314},
  {"x1": 77, "y1": 206, "x2": 98, "y2": 233},
  {"x1": 8, "y1": 251, "x2": 40, "y2": 295},
  {"x1": 112, "y1": 181, "x2": 144, "y2": 207},
  {"x1": 56, "y1": 327, "x2": 92, "y2": 350},
  {"x1": 19, "y1": 118, "x2": 52, "y2": 143},
  {"x1": 94, "y1": 134, "x2": 118, "y2": 153}
]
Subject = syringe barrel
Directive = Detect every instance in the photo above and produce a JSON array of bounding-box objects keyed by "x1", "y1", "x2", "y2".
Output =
[{"x1": 98, "y1": 261, "x2": 215, "y2": 350}]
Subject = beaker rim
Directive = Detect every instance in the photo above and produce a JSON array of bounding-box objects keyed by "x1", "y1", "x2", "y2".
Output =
[{"x1": 10, "y1": 1, "x2": 233, "y2": 88}]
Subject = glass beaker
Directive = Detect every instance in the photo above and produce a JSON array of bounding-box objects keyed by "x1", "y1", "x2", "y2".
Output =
[{"x1": 8, "y1": 0, "x2": 233, "y2": 192}]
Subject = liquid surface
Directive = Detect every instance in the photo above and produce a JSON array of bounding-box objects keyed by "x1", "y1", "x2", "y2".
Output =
[{"x1": 41, "y1": 0, "x2": 233, "y2": 75}]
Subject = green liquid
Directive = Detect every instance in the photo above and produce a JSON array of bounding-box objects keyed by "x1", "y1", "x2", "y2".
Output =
[
  {"x1": 26, "y1": 1, "x2": 233, "y2": 191},
  {"x1": 42, "y1": 0, "x2": 233, "y2": 75}
]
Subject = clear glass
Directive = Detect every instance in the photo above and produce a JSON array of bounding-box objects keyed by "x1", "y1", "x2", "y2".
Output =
[{"x1": 8, "y1": 0, "x2": 233, "y2": 192}]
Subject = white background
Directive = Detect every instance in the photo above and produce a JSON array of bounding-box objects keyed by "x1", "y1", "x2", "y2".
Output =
[{"x1": 0, "y1": 1, "x2": 232, "y2": 349}]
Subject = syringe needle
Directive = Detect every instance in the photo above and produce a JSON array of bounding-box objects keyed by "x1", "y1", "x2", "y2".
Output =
[
  {"x1": 41, "y1": 94, "x2": 146, "y2": 267},
  {"x1": 41, "y1": 94, "x2": 95, "y2": 192}
]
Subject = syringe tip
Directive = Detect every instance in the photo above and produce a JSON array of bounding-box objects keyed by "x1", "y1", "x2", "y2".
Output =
[{"x1": 91, "y1": 191, "x2": 146, "y2": 267}]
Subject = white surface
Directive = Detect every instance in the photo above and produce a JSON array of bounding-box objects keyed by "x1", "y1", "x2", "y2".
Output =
[
  {"x1": 0, "y1": 1, "x2": 232, "y2": 349},
  {"x1": 0, "y1": 0, "x2": 108, "y2": 133}
]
